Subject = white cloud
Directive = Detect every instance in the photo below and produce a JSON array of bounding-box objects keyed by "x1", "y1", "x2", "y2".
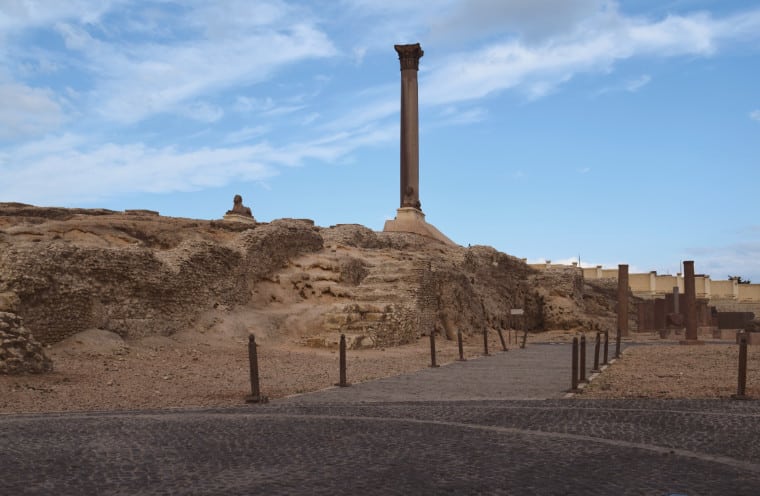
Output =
[
  {"x1": 421, "y1": 7, "x2": 757, "y2": 106},
  {"x1": 176, "y1": 101, "x2": 224, "y2": 123},
  {"x1": 224, "y1": 126, "x2": 270, "y2": 144},
  {"x1": 0, "y1": 122, "x2": 396, "y2": 204},
  {"x1": 0, "y1": 83, "x2": 64, "y2": 139},
  {"x1": 0, "y1": 136, "x2": 276, "y2": 204},
  {"x1": 44, "y1": 3, "x2": 336, "y2": 125},
  {"x1": 750, "y1": 110, "x2": 760, "y2": 122},
  {"x1": 435, "y1": 106, "x2": 487, "y2": 126},
  {"x1": 625, "y1": 74, "x2": 651, "y2": 92},
  {"x1": 686, "y1": 241, "x2": 760, "y2": 283},
  {"x1": 430, "y1": 0, "x2": 604, "y2": 43},
  {"x1": 0, "y1": 0, "x2": 117, "y2": 31}
]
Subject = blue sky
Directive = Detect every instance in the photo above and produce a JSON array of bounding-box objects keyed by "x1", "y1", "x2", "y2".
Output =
[{"x1": 1, "y1": 0, "x2": 759, "y2": 281}]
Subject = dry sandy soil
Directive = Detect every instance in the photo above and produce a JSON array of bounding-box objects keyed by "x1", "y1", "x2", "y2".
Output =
[{"x1": 1, "y1": 329, "x2": 757, "y2": 414}]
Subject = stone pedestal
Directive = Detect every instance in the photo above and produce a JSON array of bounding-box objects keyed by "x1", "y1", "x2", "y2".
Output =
[
  {"x1": 383, "y1": 208, "x2": 456, "y2": 246},
  {"x1": 222, "y1": 213, "x2": 256, "y2": 224}
]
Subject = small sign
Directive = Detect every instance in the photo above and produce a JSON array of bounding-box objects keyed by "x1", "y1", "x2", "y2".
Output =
[{"x1": 510, "y1": 309, "x2": 524, "y2": 315}]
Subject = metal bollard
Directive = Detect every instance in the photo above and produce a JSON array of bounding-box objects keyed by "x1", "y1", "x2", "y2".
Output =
[
  {"x1": 592, "y1": 331, "x2": 601, "y2": 373},
  {"x1": 603, "y1": 330, "x2": 609, "y2": 365},
  {"x1": 615, "y1": 329, "x2": 622, "y2": 359},
  {"x1": 245, "y1": 334, "x2": 268, "y2": 404},
  {"x1": 497, "y1": 328, "x2": 508, "y2": 351},
  {"x1": 457, "y1": 329, "x2": 466, "y2": 361},
  {"x1": 429, "y1": 330, "x2": 439, "y2": 368},
  {"x1": 483, "y1": 327, "x2": 490, "y2": 356},
  {"x1": 579, "y1": 334, "x2": 587, "y2": 383},
  {"x1": 569, "y1": 337, "x2": 580, "y2": 392},
  {"x1": 336, "y1": 334, "x2": 350, "y2": 387},
  {"x1": 733, "y1": 333, "x2": 749, "y2": 400}
]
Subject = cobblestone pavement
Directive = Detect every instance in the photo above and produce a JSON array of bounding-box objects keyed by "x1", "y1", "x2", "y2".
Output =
[{"x1": 2, "y1": 344, "x2": 759, "y2": 495}]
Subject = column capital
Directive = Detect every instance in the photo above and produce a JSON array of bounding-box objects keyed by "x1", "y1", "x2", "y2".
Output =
[{"x1": 394, "y1": 43, "x2": 424, "y2": 71}]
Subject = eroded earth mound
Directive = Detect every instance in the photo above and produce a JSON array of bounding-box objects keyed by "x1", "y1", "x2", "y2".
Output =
[{"x1": 0, "y1": 203, "x2": 622, "y2": 373}]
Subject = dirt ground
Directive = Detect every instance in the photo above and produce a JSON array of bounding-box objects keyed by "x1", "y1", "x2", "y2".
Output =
[{"x1": 1, "y1": 329, "x2": 757, "y2": 414}]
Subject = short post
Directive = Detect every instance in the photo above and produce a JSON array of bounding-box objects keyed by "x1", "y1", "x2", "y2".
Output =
[
  {"x1": 497, "y1": 328, "x2": 508, "y2": 351},
  {"x1": 336, "y1": 334, "x2": 350, "y2": 387},
  {"x1": 579, "y1": 334, "x2": 587, "y2": 383},
  {"x1": 733, "y1": 332, "x2": 749, "y2": 400},
  {"x1": 457, "y1": 329, "x2": 466, "y2": 361},
  {"x1": 245, "y1": 334, "x2": 268, "y2": 403},
  {"x1": 603, "y1": 330, "x2": 609, "y2": 365},
  {"x1": 615, "y1": 329, "x2": 622, "y2": 359},
  {"x1": 521, "y1": 317, "x2": 528, "y2": 349},
  {"x1": 483, "y1": 326, "x2": 490, "y2": 356},
  {"x1": 569, "y1": 337, "x2": 580, "y2": 392},
  {"x1": 429, "y1": 330, "x2": 439, "y2": 368},
  {"x1": 591, "y1": 331, "x2": 601, "y2": 373}
]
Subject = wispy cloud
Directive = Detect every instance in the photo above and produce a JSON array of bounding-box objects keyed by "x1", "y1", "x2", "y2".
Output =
[
  {"x1": 624, "y1": 74, "x2": 651, "y2": 92},
  {"x1": 750, "y1": 110, "x2": 760, "y2": 122},
  {"x1": 434, "y1": 106, "x2": 488, "y2": 126},
  {"x1": 0, "y1": 121, "x2": 396, "y2": 204},
  {"x1": 43, "y1": 3, "x2": 336, "y2": 126},
  {"x1": 422, "y1": 8, "x2": 738, "y2": 106},
  {"x1": 685, "y1": 240, "x2": 760, "y2": 283},
  {"x1": 0, "y1": 83, "x2": 64, "y2": 139},
  {"x1": 223, "y1": 126, "x2": 270, "y2": 145}
]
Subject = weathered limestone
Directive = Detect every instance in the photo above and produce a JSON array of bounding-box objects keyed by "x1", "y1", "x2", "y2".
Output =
[
  {"x1": 223, "y1": 194, "x2": 256, "y2": 223},
  {"x1": 383, "y1": 43, "x2": 456, "y2": 246},
  {"x1": 0, "y1": 312, "x2": 52, "y2": 374}
]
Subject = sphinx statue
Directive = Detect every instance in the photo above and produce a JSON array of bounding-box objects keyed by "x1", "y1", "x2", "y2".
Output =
[{"x1": 223, "y1": 194, "x2": 256, "y2": 223}]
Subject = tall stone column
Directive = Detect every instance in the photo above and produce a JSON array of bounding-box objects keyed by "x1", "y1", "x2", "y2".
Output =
[
  {"x1": 617, "y1": 264, "x2": 629, "y2": 337},
  {"x1": 384, "y1": 43, "x2": 455, "y2": 246},
  {"x1": 683, "y1": 260, "x2": 699, "y2": 342},
  {"x1": 395, "y1": 43, "x2": 423, "y2": 211}
]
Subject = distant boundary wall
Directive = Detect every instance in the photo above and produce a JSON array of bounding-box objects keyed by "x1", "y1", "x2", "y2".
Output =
[{"x1": 528, "y1": 261, "x2": 760, "y2": 311}]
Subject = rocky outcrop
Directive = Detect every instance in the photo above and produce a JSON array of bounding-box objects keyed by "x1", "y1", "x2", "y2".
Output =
[
  {"x1": 0, "y1": 312, "x2": 52, "y2": 374},
  {"x1": 0, "y1": 205, "x2": 323, "y2": 343},
  {"x1": 0, "y1": 203, "x2": 621, "y2": 351}
]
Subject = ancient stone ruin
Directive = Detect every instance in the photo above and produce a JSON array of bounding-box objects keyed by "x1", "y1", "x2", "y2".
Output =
[
  {"x1": 0, "y1": 202, "x2": 627, "y2": 367},
  {"x1": 383, "y1": 43, "x2": 455, "y2": 246}
]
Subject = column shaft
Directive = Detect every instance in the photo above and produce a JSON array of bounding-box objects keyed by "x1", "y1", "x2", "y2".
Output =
[
  {"x1": 684, "y1": 261, "x2": 698, "y2": 341},
  {"x1": 617, "y1": 264, "x2": 629, "y2": 337}
]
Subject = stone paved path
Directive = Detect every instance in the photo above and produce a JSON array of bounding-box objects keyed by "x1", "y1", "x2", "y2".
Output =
[
  {"x1": 2, "y1": 343, "x2": 759, "y2": 495},
  {"x1": 283, "y1": 342, "x2": 589, "y2": 403}
]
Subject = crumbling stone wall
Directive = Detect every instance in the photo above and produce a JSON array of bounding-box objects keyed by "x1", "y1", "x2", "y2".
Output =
[
  {"x1": 0, "y1": 209, "x2": 323, "y2": 344},
  {"x1": 0, "y1": 312, "x2": 52, "y2": 374}
]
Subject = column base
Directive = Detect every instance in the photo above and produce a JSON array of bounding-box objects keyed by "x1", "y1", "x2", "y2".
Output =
[{"x1": 383, "y1": 208, "x2": 456, "y2": 246}]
